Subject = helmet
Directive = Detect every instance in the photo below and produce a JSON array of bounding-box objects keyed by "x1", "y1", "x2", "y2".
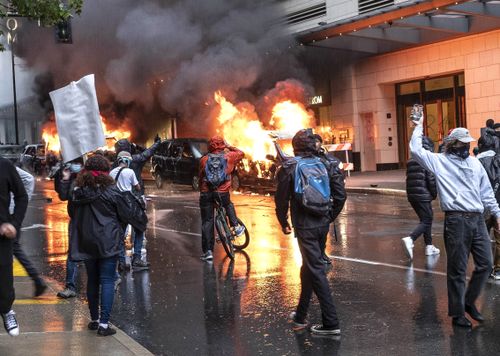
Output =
[{"x1": 117, "y1": 150, "x2": 132, "y2": 167}]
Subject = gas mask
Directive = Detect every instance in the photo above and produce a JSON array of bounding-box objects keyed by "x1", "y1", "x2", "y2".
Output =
[{"x1": 450, "y1": 143, "x2": 470, "y2": 159}]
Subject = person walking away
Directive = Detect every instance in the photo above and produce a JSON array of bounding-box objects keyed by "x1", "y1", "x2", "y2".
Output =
[
  {"x1": 55, "y1": 157, "x2": 84, "y2": 298},
  {"x1": 0, "y1": 156, "x2": 28, "y2": 336},
  {"x1": 114, "y1": 137, "x2": 161, "y2": 269},
  {"x1": 199, "y1": 136, "x2": 245, "y2": 261},
  {"x1": 402, "y1": 136, "x2": 440, "y2": 260},
  {"x1": 475, "y1": 134, "x2": 500, "y2": 280},
  {"x1": 276, "y1": 129, "x2": 342, "y2": 335},
  {"x1": 70, "y1": 154, "x2": 132, "y2": 336},
  {"x1": 313, "y1": 134, "x2": 346, "y2": 264},
  {"x1": 109, "y1": 151, "x2": 147, "y2": 271},
  {"x1": 410, "y1": 111, "x2": 499, "y2": 328},
  {"x1": 10, "y1": 167, "x2": 47, "y2": 296}
]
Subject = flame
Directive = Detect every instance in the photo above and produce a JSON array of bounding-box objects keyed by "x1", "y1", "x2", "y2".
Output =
[
  {"x1": 214, "y1": 91, "x2": 314, "y2": 165},
  {"x1": 41, "y1": 116, "x2": 131, "y2": 155}
]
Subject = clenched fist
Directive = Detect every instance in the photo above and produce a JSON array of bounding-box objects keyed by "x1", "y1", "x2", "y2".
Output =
[{"x1": 0, "y1": 223, "x2": 17, "y2": 239}]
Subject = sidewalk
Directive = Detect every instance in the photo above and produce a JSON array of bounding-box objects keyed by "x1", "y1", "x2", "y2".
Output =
[
  {"x1": 0, "y1": 260, "x2": 153, "y2": 356},
  {"x1": 345, "y1": 169, "x2": 406, "y2": 196}
]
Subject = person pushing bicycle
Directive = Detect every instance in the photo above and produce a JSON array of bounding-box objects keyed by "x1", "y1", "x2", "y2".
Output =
[{"x1": 199, "y1": 136, "x2": 245, "y2": 261}]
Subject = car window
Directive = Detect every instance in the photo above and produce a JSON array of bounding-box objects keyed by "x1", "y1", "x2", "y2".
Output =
[
  {"x1": 36, "y1": 146, "x2": 45, "y2": 156},
  {"x1": 168, "y1": 144, "x2": 182, "y2": 158},
  {"x1": 182, "y1": 142, "x2": 193, "y2": 158},
  {"x1": 191, "y1": 142, "x2": 208, "y2": 159}
]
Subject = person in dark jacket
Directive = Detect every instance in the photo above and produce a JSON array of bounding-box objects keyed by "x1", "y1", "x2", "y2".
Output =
[
  {"x1": 476, "y1": 134, "x2": 500, "y2": 280},
  {"x1": 313, "y1": 134, "x2": 346, "y2": 265},
  {"x1": 114, "y1": 137, "x2": 161, "y2": 269},
  {"x1": 70, "y1": 154, "x2": 132, "y2": 336},
  {"x1": 55, "y1": 157, "x2": 84, "y2": 299},
  {"x1": 402, "y1": 136, "x2": 440, "y2": 260},
  {"x1": 0, "y1": 156, "x2": 28, "y2": 337},
  {"x1": 275, "y1": 129, "x2": 344, "y2": 335}
]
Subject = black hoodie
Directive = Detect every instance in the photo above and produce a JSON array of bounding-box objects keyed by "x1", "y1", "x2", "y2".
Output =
[{"x1": 70, "y1": 185, "x2": 132, "y2": 260}]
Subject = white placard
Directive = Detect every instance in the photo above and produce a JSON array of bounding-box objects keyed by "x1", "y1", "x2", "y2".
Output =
[{"x1": 49, "y1": 74, "x2": 105, "y2": 162}]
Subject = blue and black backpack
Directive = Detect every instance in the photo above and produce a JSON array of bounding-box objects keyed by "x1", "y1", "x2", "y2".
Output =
[
  {"x1": 293, "y1": 156, "x2": 331, "y2": 216},
  {"x1": 205, "y1": 153, "x2": 228, "y2": 189}
]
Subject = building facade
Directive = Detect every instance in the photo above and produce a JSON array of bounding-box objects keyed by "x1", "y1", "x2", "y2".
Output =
[{"x1": 283, "y1": 0, "x2": 500, "y2": 171}]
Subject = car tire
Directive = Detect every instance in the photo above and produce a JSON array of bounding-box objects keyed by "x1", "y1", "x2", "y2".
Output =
[
  {"x1": 192, "y1": 175, "x2": 200, "y2": 191},
  {"x1": 231, "y1": 174, "x2": 240, "y2": 192},
  {"x1": 155, "y1": 173, "x2": 164, "y2": 189}
]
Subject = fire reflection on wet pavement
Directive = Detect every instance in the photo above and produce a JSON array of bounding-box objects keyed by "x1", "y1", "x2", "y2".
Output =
[{"x1": 36, "y1": 181, "x2": 500, "y2": 356}]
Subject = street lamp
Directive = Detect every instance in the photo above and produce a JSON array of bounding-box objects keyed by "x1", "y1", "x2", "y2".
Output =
[{"x1": 6, "y1": 18, "x2": 19, "y2": 145}]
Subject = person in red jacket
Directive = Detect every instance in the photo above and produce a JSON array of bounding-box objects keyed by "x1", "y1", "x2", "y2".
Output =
[{"x1": 199, "y1": 136, "x2": 245, "y2": 261}]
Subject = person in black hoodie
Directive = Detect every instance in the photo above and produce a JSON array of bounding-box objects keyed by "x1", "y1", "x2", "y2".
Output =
[
  {"x1": 275, "y1": 129, "x2": 345, "y2": 336},
  {"x1": 0, "y1": 156, "x2": 28, "y2": 336},
  {"x1": 402, "y1": 136, "x2": 440, "y2": 260},
  {"x1": 476, "y1": 133, "x2": 500, "y2": 280},
  {"x1": 70, "y1": 154, "x2": 132, "y2": 336}
]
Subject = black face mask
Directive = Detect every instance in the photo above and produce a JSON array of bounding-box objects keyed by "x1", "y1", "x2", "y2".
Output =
[{"x1": 450, "y1": 143, "x2": 470, "y2": 159}]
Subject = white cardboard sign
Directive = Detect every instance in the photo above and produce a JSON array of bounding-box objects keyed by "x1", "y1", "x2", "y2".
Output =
[{"x1": 49, "y1": 74, "x2": 105, "y2": 162}]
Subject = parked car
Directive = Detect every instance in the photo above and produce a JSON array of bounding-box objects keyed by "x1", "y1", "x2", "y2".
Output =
[
  {"x1": 0, "y1": 144, "x2": 24, "y2": 165},
  {"x1": 20, "y1": 144, "x2": 46, "y2": 175},
  {"x1": 151, "y1": 138, "x2": 208, "y2": 190}
]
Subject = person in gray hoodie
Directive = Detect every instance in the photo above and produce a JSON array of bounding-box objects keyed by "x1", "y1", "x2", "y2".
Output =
[{"x1": 410, "y1": 111, "x2": 500, "y2": 328}]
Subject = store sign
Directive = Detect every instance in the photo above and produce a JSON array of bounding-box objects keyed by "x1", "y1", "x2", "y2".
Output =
[{"x1": 310, "y1": 95, "x2": 323, "y2": 105}]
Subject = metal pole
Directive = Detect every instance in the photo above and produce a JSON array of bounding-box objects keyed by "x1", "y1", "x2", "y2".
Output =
[{"x1": 10, "y1": 34, "x2": 19, "y2": 145}]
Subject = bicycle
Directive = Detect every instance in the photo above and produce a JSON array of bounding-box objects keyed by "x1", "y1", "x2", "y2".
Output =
[{"x1": 214, "y1": 200, "x2": 250, "y2": 260}]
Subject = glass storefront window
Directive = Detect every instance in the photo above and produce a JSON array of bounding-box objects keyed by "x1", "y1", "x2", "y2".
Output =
[
  {"x1": 425, "y1": 76, "x2": 454, "y2": 91},
  {"x1": 398, "y1": 81, "x2": 420, "y2": 95}
]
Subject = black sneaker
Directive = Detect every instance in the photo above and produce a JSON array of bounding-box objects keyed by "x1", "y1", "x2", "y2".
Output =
[
  {"x1": 97, "y1": 325, "x2": 117, "y2": 336},
  {"x1": 310, "y1": 324, "x2": 341, "y2": 335},
  {"x1": 34, "y1": 279, "x2": 48, "y2": 297},
  {"x1": 2, "y1": 310, "x2": 19, "y2": 336},
  {"x1": 131, "y1": 257, "x2": 150, "y2": 271},
  {"x1": 88, "y1": 321, "x2": 99, "y2": 330}
]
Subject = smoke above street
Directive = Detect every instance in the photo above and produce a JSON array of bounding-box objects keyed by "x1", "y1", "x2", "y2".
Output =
[{"x1": 15, "y1": 0, "x2": 311, "y2": 141}]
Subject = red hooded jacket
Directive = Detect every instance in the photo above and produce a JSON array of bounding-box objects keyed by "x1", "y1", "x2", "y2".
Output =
[{"x1": 199, "y1": 136, "x2": 244, "y2": 192}]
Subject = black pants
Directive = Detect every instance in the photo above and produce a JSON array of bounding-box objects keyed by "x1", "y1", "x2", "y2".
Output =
[
  {"x1": 13, "y1": 232, "x2": 41, "y2": 283},
  {"x1": 295, "y1": 226, "x2": 339, "y2": 328},
  {"x1": 200, "y1": 192, "x2": 238, "y2": 254},
  {"x1": 0, "y1": 239, "x2": 14, "y2": 314},
  {"x1": 444, "y1": 212, "x2": 492, "y2": 317},
  {"x1": 409, "y1": 199, "x2": 433, "y2": 245}
]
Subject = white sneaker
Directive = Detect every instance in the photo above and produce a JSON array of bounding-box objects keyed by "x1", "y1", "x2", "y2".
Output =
[
  {"x1": 425, "y1": 245, "x2": 440, "y2": 256},
  {"x1": 401, "y1": 237, "x2": 414, "y2": 260},
  {"x1": 2, "y1": 310, "x2": 19, "y2": 336}
]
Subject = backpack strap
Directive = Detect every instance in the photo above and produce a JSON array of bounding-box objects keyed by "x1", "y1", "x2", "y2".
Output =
[{"x1": 114, "y1": 167, "x2": 125, "y2": 182}]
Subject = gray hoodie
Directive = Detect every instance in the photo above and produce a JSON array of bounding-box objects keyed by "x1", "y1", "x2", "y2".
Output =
[{"x1": 410, "y1": 124, "x2": 500, "y2": 217}]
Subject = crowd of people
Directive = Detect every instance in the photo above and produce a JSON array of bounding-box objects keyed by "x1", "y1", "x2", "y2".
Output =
[{"x1": 1, "y1": 109, "x2": 500, "y2": 339}]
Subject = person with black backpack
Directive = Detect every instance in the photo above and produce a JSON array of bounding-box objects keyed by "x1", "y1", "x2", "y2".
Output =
[
  {"x1": 199, "y1": 136, "x2": 245, "y2": 261},
  {"x1": 402, "y1": 136, "x2": 440, "y2": 260},
  {"x1": 275, "y1": 129, "x2": 344, "y2": 335},
  {"x1": 476, "y1": 134, "x2": 500, "y2": 280}
]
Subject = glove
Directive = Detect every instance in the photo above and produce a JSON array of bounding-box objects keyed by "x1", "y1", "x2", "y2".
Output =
[{"x1": 154, "y1": 134, "x2": 161, "y2": 143}]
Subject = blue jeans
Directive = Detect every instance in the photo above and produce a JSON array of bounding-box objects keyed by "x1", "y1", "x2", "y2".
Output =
[
  {"x1": 132, "y1": 227, "x2": 144, "y2": 260},
  {"x1": 65, "y1": 258, "x2": 78, "y2": 291},
  {"x1": 84, "y1": 256, "x2": 118, "y2": 324}
]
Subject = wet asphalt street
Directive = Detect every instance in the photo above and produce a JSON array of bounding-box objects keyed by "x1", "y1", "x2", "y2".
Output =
[{"x1": 19, "y1": 180, "x2": 500, "y2": 355}]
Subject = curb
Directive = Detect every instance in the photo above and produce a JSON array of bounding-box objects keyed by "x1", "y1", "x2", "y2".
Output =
[{"x1": 346, "y1": 187, "x2": 407, "y2": 197}]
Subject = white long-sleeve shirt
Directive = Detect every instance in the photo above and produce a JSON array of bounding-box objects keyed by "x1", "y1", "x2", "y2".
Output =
[
  {"x1": 9, "y1": 167, "x2": 35, "y2": 214},
  {"x1": 410, "y1": 124, "x2": 500, "y2": 217}
]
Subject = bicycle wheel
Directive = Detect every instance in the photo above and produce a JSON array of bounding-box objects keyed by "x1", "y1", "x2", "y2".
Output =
[
  {"x1": 215, "y1": 216, "x2": 234, "y2": 259},
  {"x1": 232, "y1": 218, "x2": 250, "y2": 250}
]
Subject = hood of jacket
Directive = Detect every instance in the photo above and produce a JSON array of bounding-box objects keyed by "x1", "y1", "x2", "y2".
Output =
[{"x1": 72, "y1": 186, "x2": 102, "y2": 206}]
